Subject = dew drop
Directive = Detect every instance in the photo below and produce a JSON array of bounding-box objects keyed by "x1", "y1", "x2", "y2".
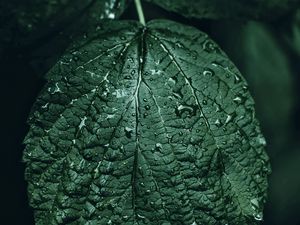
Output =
[
  {"x1": 175, "y1": 41, "x2": 183, "y2": 48},
  {"x1": 168, "y1": 77, "x2": 177, "y2": 85},
  {"x1": 234, "y1": 74, "x2": 242, "y2": 83},
  {"x1": 257, "y1": 137, "x2": 267, "y2": 146},
  {"x1": 215, "y1": 119, "x2": 222, "y2": 127},
  {"x1": 202, "y1": 39, "x2": 216, "y2": 52},
  {"x1": 233, "y1": 96, "x2": 242, "y2": 104},
  {"x1": 154, "y1": 143, "x2": 163, "y2": 152},
  {"x1": 175, "y1": 104, "x2": 197, "y2": 117},
  {"x1": 253, "y1": 212, "x2": 263, "y2": 221},
  {"x1": 79, "y1": 116, "x2": 87, "y2": 130},
  {"x1": 124, "y1": 127, "x2": 133, "y2": 139},
  {"x1": 203, "y1": 69, "x2": 214, "y2": 76},
  {"x1": 242, "y1": 85, "x2": 248, "y2": 91},
  {"x1": 41, "y1": 103, "x2": 49, "y2": 109},
  {"x1": 225, "y1": 114, "x2": 233, "y2": 124}
]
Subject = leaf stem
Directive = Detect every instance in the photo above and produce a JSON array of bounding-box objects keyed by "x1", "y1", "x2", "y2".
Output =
[{"x1": 134, "y1": 0, "x2": 145, "y2": 25}]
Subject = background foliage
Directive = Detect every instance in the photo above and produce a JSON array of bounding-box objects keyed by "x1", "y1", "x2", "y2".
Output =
[{"x1": 0, "y1": 1, "x2": 299, "y2": 224}]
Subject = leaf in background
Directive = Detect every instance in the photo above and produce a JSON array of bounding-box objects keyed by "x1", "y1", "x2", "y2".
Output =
[
  {"x1": 23, "y1": 19, "x2": 270, "y2": 224},
  {"x1": 0, "y1": 0, "x2": 131, "y2": 76},
  {"x1": 210, "y1": 19, "x2": 299, "y2": 225},
  {"x1": 144, "y1": 0, "x2": 299, "y2": 20},
  {"x1": 211, "y1": 21, "x2": 296, "y2": 155},
  {"x1": 284, "y1": 10, "x2": 300, "y2": 57},
  {"x1": 0, "y1": 0, "x2": 130, "y2": 49}
]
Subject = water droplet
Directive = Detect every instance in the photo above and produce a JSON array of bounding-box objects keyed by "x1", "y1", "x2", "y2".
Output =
[
  {"x1": 233, "y1": 96, "x2": 242, "y2": 104},
  {"x1": 79, "y1": 116, "x2": 87, "y2": 130},
  {"x1": 145, "y1": 105, "x2": 150, "y2": 110},
  {"x1": 175, "y1": 104, "x2": 197, "y2": 117},
  {"x1": 168, "y1": 77, "x2": 177, "y2": 85},
  {"x1": 41, "y1": 103, "x2": 49, "y2": 109},
  {"x1": 257, "y1": 137, "x2": 267, "y2": 146},
  {"x1": 225, "y1": 114, "x2": 233, "y2": 124},
  {"x1": 49, "y1": 82, "x2": 63, "y2": 94},
  {"x1": 150, "y1": 69, "x2": 163, "y2": 75},
  {"x1": 155, "y1": 143, "x2": 162, "y2": 152},
  {"x1": 175, "y1": 41, "x2": 183, "y2": 48},
  {"x1": 215, "y1": 119, "x2": 222, "y2": 127},
  {"x1": 124, "y1": 127, "x2": 133, "y2": 139},
  {"x1": 202, "y1": 39, "x2": 217, "y2": 52},
  {"x1": 128, "y1": 57, "x2": 134, "y2": 63},
  {"x1": 173, "y1": 90, "x2": 183, "y2": 99},
  {"x1": 203, "y1": 69, "x2": 214, "y2": 76},
  {"x1": 253, "y1": 212, "x2": 263, "y2": 221}
]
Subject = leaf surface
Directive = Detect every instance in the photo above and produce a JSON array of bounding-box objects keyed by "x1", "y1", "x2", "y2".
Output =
[
  {"x1": 144, "y1": 0, "x2": 299, "y2": 20},
  {"x1": 24, "y1": 19, "x2": 270, "y2": 225},
  {"x1": 211, "y1": 20, "x2": 296, "y2": 155}
]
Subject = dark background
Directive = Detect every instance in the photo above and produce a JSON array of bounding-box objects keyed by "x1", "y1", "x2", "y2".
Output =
[{"x1": 1, "y1": 1, "x2": 300, "y2": 225}]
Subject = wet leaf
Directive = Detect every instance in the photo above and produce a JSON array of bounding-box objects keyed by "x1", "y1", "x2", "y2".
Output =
[
  {"x1": 144, "y1": 0, "x2": 299, "y2": 20},
  {"x1": 24, "y1": 19, "x2": 270, "y2": 225},
  {"x1": 211, "y1": 21, "x2": 296, "y2": 155}
]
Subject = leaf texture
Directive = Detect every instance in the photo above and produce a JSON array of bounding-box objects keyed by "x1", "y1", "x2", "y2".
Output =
[
  {"x1": 144, "y1": 0, "x2": 300, "y2": 20},
  {"x1": 24, "y1": 19, "x2": 270, "y2": 225}
]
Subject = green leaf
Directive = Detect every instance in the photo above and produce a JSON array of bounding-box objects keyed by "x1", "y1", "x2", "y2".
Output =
[
  {"x1": 211, "y1": 20, "x2": 296, "y2": 155},
  {"x1": 284, "y1": 10, "x2": 300, "y2": 57},
  {"x1": 24, "y1": 19, "x2": 270, "y2": 225},
  {"x1": 0, "y1": 0, "x2": 130, "y2": 48},
  {"x1": 144, "y1": 0, "x2": 299, "y2": 20}
]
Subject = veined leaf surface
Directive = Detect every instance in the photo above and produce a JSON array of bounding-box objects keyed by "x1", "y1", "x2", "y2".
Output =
[{"x1": 24, "y1": 19, "x2": 270, "y2": 225}]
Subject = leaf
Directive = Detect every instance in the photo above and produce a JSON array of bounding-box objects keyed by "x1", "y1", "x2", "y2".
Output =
[
  {"x1": 23, "y1": 19, "x2": 270, "y2": 225},
  {"x1": 284, "y1": 10, "x2": 300, "y2": 57},
  {"x1": 0, "y1": 0, "x2": 130, "y2": 48},
  {"x1": 144, "y1": 0, "x2": 299, "y2": 20},
  {"x1": 210, "y1": 20, "x2": 296, "y2": 155}
]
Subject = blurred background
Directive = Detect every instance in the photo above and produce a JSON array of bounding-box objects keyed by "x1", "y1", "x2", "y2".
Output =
[{"x1": 0, "y1": 1, "x2": 299, "y2": 225}]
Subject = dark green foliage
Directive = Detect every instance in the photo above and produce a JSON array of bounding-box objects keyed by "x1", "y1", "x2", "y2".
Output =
[
  {"x1": 211, "y1": 21, "x2": 296, "y2": 155},
  {"x1": 0, "y1": 0, "x2": 131, "y2": 77},
  {"x1": 23, "y1": 19, "x2": 270, "y2": 225},
  {"x1": 0, "y1": 0, "x2": 129, "y2": 45},
  {"x1": 145, "y1": 0, "x2": 300, "y2": 20},
  {"x1": 284, "y1": 10, "x2": 300, "y2": 56}
]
